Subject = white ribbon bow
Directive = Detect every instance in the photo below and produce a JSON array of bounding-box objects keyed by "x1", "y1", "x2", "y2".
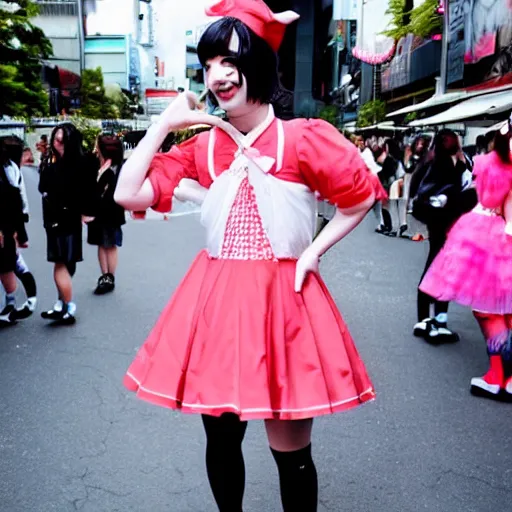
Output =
[{"x1": 231, "y1": 146, "x2": 275, "y2": 175}]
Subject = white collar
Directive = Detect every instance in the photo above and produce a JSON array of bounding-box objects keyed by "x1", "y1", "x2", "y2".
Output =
[{"x1": 217, "y1": 104, "x2": 275, "y2": 150}]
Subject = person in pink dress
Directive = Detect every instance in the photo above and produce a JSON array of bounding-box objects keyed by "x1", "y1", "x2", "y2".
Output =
[
  {"x1": 114, "y1": 1, "x2": 383, "y2": 509},
  {"x1": 420, "y1": 117, "x2": 512, "y2": 402}
]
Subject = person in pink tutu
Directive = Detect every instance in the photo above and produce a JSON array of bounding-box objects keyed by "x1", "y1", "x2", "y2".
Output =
[
  {"x1": 114, "y1": 0, "x2": 383, "y2": 509},
  {"x1": 420, "y1": 117, "x2": 512, "y2": 401}
]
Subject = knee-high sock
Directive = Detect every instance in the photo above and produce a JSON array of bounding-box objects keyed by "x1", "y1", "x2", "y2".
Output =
[
  {"x1": 202, "y1": 413, "x2": 248, "y2": 512},
  {"x1": 474, "y1": 312, "x2": 510, "y2": 356},
  {"x1": 474, "y1": 311, "x2": 512, "y2": 382},
  {"x1": 15, "y1": 253, "x2": 37, "y2": 298},
  {"x1": 271, "y1": 444, "x2": 318, "y2": 512}
]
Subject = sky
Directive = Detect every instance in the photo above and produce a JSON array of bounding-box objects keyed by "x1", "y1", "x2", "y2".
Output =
[{"x1": 86, "y1": 0, "x2": 211, "y2": 37}]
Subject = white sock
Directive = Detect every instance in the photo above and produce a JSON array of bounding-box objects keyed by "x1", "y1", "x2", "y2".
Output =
[
  {"x1": 26, "y1": 297, "x2": 37, "y2": 311},
  {"x1": 67, "y1": 302, "x2": 76, "y2": 316},
  {"x1": 54, "y1": 300, "x2": 63, "y2": 312},
  {"x1": 435, "y1": 313, "x2": 448, "y2": 324}
]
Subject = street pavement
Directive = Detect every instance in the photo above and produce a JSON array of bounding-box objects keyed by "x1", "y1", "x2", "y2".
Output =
[{"x1": 1, "y1": 167, "x2": 511, "y2": 512}]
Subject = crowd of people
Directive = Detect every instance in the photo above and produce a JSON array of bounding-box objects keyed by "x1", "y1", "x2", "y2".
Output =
[
  {"x1": 0, "y1": 123, "x2": 126, "y2": 327},
  {"x1": 345, "y1": 123, "x2": 512, "y2": 402}
]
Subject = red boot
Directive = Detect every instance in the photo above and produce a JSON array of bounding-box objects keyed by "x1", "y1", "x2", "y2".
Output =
[{"x1": 470, "y1": 355, "x2": 504, "y2": 399}]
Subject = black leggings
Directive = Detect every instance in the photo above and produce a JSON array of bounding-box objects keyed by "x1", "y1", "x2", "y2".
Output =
[
  {"x1": 202, "y1": 414, "x2": 248, "y2": 512},
  {"x1": 201, "y1": 414, "x2": 318, "y2": 512},
  {"x1": 417, "y1": 227, "x2": 449, "y2": 321}
]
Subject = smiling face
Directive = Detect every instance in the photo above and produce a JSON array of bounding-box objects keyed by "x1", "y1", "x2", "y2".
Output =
[{"x1": 205, "y1": 56, "x2": 248, "y2": 115}]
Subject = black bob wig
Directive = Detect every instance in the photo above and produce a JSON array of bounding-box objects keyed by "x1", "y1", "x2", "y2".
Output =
[{"x1": 197, "y1": 17, "x2": 279, "y2": 105}]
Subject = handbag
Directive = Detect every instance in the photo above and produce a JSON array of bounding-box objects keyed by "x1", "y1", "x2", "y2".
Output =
[{"x1": 411, "y1": 164, "x2": 458, "y2": 225}]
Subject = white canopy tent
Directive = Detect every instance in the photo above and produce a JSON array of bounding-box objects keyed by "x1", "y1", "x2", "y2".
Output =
[
  {"x1": 408, "y1": 90, "x2": 512, "y2": 127},
  {"x1": 387, "y1": 84, "x2": 512, "y2": 119},
  {"x1": 345, "y1": 121, "x2": 409, "y2": 132}
]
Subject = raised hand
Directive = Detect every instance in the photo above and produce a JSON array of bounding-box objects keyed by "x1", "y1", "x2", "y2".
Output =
[{"x1": 158, "y1": 91, "x2": 223, "y2": 132}]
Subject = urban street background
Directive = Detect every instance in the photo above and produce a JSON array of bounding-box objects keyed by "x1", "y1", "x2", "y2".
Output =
[{"x1": 0, "y1": 167, "x2": 510, "y2": 512}]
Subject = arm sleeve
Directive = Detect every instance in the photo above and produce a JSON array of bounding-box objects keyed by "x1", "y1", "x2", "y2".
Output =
[
  {"x1": 148, "y1": 135, "x2": 200, "y2": 213},
  {"x1": 473, "y1": 155, "x2": 512, "y2": 209},
  {"x1": 18, "y1": 171, "x2": 29, "y2": 216},
  {"x1": 297, "y1": 119, "x2": 374, "y2": 209}
]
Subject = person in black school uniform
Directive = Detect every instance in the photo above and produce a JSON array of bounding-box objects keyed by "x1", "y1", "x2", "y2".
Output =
[
  {"x1": 0, "y1": 138, "x2": 25, "y2": 326},
  {"x1": 39, "y1": 123, "x2": 96, "y2": 325},
  {"x1": 88, "y1": 134, "x2": 126, "y2": 295},
  {"x1": 0, "y1": 136, "x2": 38, "y2": 320}
]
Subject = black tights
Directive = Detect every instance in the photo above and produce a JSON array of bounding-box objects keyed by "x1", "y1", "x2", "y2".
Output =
[
  {"x1": 202, "y1": 414, "x2": 247, "y2": 512},
  {"x1": 202, "y1": 413, "x2": 318, "y2": 512},
  {"x1": 417, "y1": 227, "x2": 449, "y2": 321}
]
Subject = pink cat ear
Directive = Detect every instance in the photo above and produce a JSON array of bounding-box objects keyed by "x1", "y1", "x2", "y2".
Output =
[{"x1": 272, "y1": 11, "x2": 300, "y2": 25}]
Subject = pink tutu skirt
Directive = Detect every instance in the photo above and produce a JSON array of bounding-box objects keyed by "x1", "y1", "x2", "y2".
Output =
[
  {"x1": 124, "y1": 250, "x2": 375, "y2": 420},
  {"x1": 420, "y1": 210, "x2": 512, "y2": 314}
]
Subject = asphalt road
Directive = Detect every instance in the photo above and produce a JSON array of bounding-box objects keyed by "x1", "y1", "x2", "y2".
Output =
[{"x1": 0, "y1": 167, "x2": 510, "y2": 512}]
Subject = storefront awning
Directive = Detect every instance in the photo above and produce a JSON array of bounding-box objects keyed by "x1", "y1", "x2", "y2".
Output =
[
  {"x1": 409, "y1": 90, "x2": 512, "y2": 127},
  {"x1": 387, "y1": 83, "x2": 512, "y2": 118},
  {"x1": 345, "y1": 121, "x2": 409, "y2": 132},
  {"x1": 387, "y1": 91, "x2": 468, "y2": 118}
]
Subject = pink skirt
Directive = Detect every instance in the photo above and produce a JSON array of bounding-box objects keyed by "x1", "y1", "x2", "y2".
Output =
[
  {"x1": 124, "y1": 251, "x2": 375, "y2": 420},
  {"x1": 420, "y1": 211, "x2": 512, "y2": 314}
]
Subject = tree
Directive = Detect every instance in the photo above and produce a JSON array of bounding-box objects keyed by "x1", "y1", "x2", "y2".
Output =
[
  {"x1": 0, "y1": 0, "x2": 53, "y2": 117},
  {"x1": 382, "y1": 0, "x2": 442, "y2": 40},
  {"x1": 80, "y1": 67, "x2": 115, "y2": 119},
  {"x1": 105, "y1": 83, "x2": 135, "y2": 119},
  {"x1": 357, "y1": 100, "x2": 387, "y2": 127}
]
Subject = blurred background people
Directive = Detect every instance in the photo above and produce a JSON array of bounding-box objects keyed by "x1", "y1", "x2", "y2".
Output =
[
  {"x1": 410, "y1": 129, "x2": 477, "y2": 343},
  {"x1": 0, "y1": 136, "x2": 38, "y2": 320},
  {"x1": 88, "y1": 134, "x2": 126, "y2": 295},
  {"x1": 0, "y1": 138, "x2": 26, "y2": 327},
  {"x1": 39, "y1": 123, "x2": 95, "y2": 325}
]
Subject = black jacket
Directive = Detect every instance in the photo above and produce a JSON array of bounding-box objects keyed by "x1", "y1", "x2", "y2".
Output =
[
  {"x1": 411, "y1": 156, "x2": 477, "y2": 232},
  {"x1": 39, "y1": 153, "x2": 97, "y2": 233},
  {"x1": 0, "y1": 164, "x2": 24, "y2": 235},
  {"x1": 90, "y1": 165, "x2": 125, "y2": 227}
]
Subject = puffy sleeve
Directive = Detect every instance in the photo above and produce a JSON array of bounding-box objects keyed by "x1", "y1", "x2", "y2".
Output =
[
  {"x1": 148, "y1": 135, "x2": 200, "y2": 213},
  {"x1": 297, "y1": 119, "x2": 375, "y2": 209},
  {"x1": 474, "y1": 153, "x2": 512, "y2": 209}
]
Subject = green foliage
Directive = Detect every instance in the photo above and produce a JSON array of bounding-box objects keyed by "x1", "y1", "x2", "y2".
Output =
[
  {"x1": 105, "y1": 83, "x2": 135, "y2": 119},
  {"x1": 382, "y1": 0, "x2": 442, "y2": 40},
  {"x1": 0, "y1": 0, "x2": 53, "y2": 117},
  {"x1": 404, "y1": 111, "x2": 418, "y2": 123},
  {"x1": 173, "y1": 125, "x2": 211, "y2": 145},
  {"x1": 79, "y1": 67, "x2": 116, "y2": 119},
  {"x1": 81, "y1": 126, "x2": 102, "y2": 151},
  {"x1": 318, "y1": 105, "x2": 339, "y2": 128},
  {"x1": 357, "y1": 100, "x2": 387, "y2": 127},
  {"x1": 409, "y1": 0, "x2": 442, "y2": 38},
  {"x1": 382, "y1": 0, "x2": 410, "y2": 40}
]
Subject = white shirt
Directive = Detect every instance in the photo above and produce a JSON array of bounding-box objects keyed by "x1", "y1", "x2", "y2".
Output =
[{"x1": 4, "y1": 160, "x2": 29, "y2": 215}]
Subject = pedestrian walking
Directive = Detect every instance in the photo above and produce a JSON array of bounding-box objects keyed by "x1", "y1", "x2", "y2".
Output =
[
  {"x1": 114, "y1": 1, "x2": 382, "y2": 510},
  {"x1": 39, "y1": 123, "x2": 95, "y2": 325},
  {"x1": 420, "y1": 118, "x2": 512, "y2": 400},
  {"x1": 88, "y1": 134, "x2": 125, "y2": 295},
  {"x1": 0, "y1": 139, "x2": 25, "y2": 327},
  {"x1": 0, "y1": 136, "x2": 38, "y2": 319},
  {"x1": 410, "y1": 129, "x2": 477, "y2": 343}
]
